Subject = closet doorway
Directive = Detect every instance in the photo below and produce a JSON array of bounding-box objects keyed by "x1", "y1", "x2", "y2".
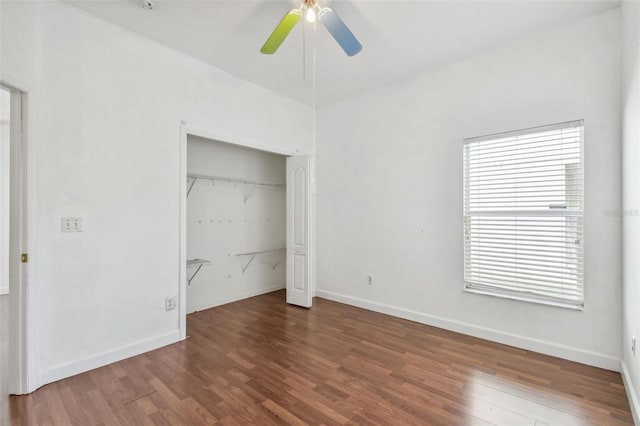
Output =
[{"x1": 178, "y1": 128, "x2": 313, "y2": 340}]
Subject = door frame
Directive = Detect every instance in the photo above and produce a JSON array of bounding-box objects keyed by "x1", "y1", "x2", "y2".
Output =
[
  {"x1": 178, "y1": 123, "x2": 306, "y2": 340},
  {"x1": 1, "y1": 73, "x2": 39, "y2": 394}
]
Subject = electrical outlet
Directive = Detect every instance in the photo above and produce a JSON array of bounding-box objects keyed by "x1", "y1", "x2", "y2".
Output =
[
  {"x1": 367, "y1": 275, "x2": 373, "y2": 285},
  {"x1": 165, "y1": 296, "x2": 176, "y2": 311},
  {"x1": 61, "y1": 217, "x2": 82, "y2": 233},
  {"x1": 633, "y1": 337, "x2": 636, "y2": 357}
]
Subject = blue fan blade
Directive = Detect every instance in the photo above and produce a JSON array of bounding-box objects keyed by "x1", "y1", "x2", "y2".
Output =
[{"x1": 318, "y1": 7, "x2": 362, "y2": 56}]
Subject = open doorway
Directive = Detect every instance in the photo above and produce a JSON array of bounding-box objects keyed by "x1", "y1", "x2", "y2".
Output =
[
  {"x1": 185, "y1": 135, "x2": 288, "y2": 313},
  {"x1": 178, "y1": 128, "x2": 313, "y2": 340}
]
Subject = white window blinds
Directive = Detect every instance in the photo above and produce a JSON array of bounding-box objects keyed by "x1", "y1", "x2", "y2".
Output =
[{"x1": 463, "y1": 121, "x2": 584, "y2": 308}]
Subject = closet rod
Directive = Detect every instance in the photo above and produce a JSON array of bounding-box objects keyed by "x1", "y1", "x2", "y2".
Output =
[
  {"x1": 188, "y1": 173, "x2": 285, "y2": 188},
  {"x1": 235, "y1": 248, "x2": 286, "y2": 257}
]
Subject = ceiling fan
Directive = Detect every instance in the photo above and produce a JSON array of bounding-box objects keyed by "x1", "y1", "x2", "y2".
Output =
[{"x1": 260, "y1": 0, "x2": 362, "y2": 57}]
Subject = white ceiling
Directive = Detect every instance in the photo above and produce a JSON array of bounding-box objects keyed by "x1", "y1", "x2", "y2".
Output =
[{"x1": 65, "y1": 0, "x2": 620, "y2": 105}]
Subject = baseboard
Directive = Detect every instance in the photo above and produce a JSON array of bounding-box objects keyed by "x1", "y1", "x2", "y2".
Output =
[
  {"x1": 38, "y1": 330, "x2": 181, "y2": 388},
  {"x1": 316, "y1": 289, "x2": 619, "y2": 371},
  {"x1": 621, "y1": 361, "x2": 640, "y2": 425},
  {"x1": 188, "y1": 284, "x2": 285, "y2": 314}
]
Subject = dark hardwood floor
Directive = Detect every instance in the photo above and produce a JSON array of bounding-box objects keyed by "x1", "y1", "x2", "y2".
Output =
[{"x1": 9, "y1": 290, "x2": 633, "y2": 425}]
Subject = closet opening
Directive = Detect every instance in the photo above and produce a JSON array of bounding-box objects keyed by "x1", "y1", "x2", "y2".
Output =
[{"x1": 179, "y1": 130, "x2": 313, "y2": 340}]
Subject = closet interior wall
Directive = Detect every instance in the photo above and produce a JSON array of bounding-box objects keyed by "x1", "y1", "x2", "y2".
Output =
[{"x1": 186, "y1": 136, "x2": 286, "y2": 313}]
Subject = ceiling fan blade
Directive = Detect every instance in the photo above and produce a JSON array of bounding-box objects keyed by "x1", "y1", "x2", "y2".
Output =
[
  {"x1": 260, "y1": 9, "x2": 302, "y2": 54},
  {"x1": 318, "y1": 7, "x2": 362, "y2": 57}
]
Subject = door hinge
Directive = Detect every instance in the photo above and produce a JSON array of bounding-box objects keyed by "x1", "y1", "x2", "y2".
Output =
[{"x1": 21, "y1": 253, "x2": 29, "y2": 263}]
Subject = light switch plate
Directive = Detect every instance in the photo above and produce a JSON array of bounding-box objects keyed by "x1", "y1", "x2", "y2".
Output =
[
  {"x1": 165, "y1": 296, "x2": 176, "y2": 311},
  {"x1": 62, "y1": 217, "x2": 82, "y2": 233}
]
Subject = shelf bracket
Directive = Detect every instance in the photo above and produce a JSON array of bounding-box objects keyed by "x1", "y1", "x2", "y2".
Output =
[
  {"x1": 243, "y1": 183, "x2": 257, "y2": 204},
  {"x1": 187, "y1": 177, "x2": 198, "y2": 197},
  {"x1": 271, "y1": 259, "x2": 282, "y2": 270},
  {"x1": 188, "y1": 264, "x2": 204, "y2": 286},
  {"x1": 186, "y1": 258, "x2": 211, "y2": 285},
  {"x1": 241, "y1": 254, "x2": 257, "y2": 274}
]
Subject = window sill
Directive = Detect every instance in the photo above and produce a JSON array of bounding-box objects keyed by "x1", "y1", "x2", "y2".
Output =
[{"x1": 464, "y1": 286, "x2": 584, "y2": 311}]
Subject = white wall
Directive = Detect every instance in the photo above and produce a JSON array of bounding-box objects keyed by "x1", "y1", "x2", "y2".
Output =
[
  {"x1": 186, "y1": 136, "x2": 286, "y2": 313},
  {"x1": 0, "y1": 1, "x2": 312, "y2": 388},
  {"x1": 317, "y1": 9, "x2": 622, "y2": 370},
  {"x1": 622, "y1": 0, "x2": 640, "y2": 422}
]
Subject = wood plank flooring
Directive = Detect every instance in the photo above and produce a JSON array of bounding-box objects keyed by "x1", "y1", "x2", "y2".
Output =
[{"x1": 8, "y1": 290, "x2": 633, "y2": 425}]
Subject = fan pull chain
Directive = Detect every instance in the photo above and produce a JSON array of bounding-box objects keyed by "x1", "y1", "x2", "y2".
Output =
[
  {"x1": 312, "y1": 19, "x2": 317, "y2": 153},
  {"x1": 311, "y1": 19, "x2": 317, "y2": 196},
  {"x1": 302, "y1": 14, "x2": 306, "y2": 80}
]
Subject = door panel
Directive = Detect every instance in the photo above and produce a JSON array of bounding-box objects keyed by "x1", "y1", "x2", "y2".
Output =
[
  {"x1": 293, "y1": 255, "x2": 305, "y2": 290},
  {"x1": 286, "y1": 156, "x2": 312, "y2": 307},
  {"x1": 293, "y1": 167, "x2": 306, "y2": 246}
]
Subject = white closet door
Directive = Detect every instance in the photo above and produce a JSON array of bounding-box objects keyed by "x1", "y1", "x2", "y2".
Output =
[{"x1": 286, "y1": 155, "x2": 312, "y2": 308}]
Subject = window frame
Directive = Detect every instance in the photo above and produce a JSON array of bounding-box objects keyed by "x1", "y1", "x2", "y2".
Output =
[{"x1": 462, "y1": 120, "x2": 585, "y2": 310}]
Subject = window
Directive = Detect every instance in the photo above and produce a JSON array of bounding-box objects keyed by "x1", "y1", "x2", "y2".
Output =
[{"x1": 463, "y1": 121, "x2": 584, "y2": 309}]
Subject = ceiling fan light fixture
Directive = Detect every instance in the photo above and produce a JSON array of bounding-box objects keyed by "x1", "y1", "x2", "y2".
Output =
[
  {"x1": 260, "y1": 0, "x2": 362, "y2": 56},
  {"x1": 305, "y1": 7, "x2": 316, "y2": 23}
]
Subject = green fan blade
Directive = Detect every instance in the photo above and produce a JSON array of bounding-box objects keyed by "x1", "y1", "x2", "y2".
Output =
[{"x1": 260, "y1": 9, "x2": 302, "y2": 54}]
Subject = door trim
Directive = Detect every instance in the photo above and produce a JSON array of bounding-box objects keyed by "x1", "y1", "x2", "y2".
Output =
[{"x1": 1, "y1": 72, "x2": 39, "y2": 394}]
